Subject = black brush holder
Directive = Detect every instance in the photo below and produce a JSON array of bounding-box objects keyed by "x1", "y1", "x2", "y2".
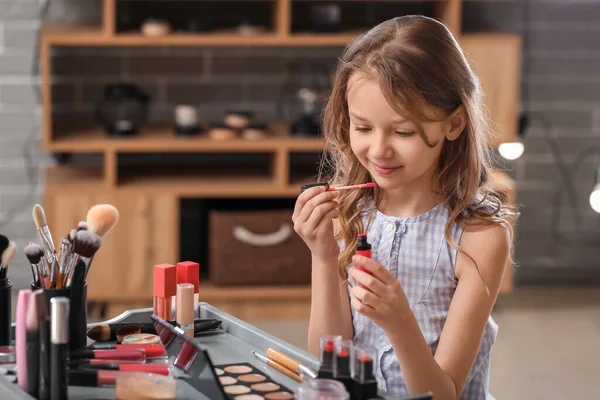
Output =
[
  {"x1": 31, "y1": 281, "x2": 88, "y2": 351},
  {"x1": 0, "y1": 278, "x2": 12, "y2": 346}
]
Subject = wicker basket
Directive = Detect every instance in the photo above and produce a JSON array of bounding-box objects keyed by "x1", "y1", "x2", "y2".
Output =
[{"x1": 208, "y1": 210, "x2": 312, "y2": 285}]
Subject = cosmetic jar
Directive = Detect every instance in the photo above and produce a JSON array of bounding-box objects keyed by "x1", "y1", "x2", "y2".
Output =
[
  {"x1": 209, "y1": 123, "x2": 238, "y2": 141},
  {"x1": 242, "y1": 123, "x2": 268, "y2": 140},
  {"x1": 141, "y1": 19, "x2": 171, "y2": 37},
  {"x1": 224, "y1": 111, "x2": 253, "y2": 130},
  {"x1": 174, "y1": 105, "x2": 201, "y2": 135},
  {"x1": 116, "y1": 372, "x2": 176, "y2": 400}
]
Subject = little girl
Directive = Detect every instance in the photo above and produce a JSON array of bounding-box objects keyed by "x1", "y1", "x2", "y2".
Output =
[{"x1": 293, "y1": 16, "x2": 516, "y2": 400}]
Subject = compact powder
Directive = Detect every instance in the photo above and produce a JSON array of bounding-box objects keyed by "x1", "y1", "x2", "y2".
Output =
[
  {"x1": 251, "y1": 382, "x2": 280, "y2": 392},
  {"x1": 265, "y1": 392, "x2": 294, "y2": 400},
  {"x1": 224, "y1": 365, "x2": 253, "y2": 374},
  {"x1": 214, "y1": 368, "x2": 224, "y2": 376},
  {"x1": 219, "y1": 376, "x2": 237, "y2": 386},
  {"x1": 235, "y1": 396, "x2": 264, "y2": 400},
  {"x1": 238, "y1": 374, "x2": 266, "y2": 383},
  {"x1": 224, "y1": 385, "x2": 251, "y2": 395}
]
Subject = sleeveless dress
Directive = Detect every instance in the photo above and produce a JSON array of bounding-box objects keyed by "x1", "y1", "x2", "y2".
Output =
[{"x1": 345, "y1": 199, "x2": 498, "y2": 399}]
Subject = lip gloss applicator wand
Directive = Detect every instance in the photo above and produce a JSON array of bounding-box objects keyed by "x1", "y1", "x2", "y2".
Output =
[{"x1": 301, "y1": 182, "x2": 376, "y2": 193}]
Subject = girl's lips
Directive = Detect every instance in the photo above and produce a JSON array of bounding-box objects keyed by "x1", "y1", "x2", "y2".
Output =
[{"x1": 372, "y1": 163, "x2": 401, "y2": 176}]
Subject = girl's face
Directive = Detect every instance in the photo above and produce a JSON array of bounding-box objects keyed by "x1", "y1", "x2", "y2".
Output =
[{"x1": 347, "y1": 72, "x2": 458, "y2": 193}]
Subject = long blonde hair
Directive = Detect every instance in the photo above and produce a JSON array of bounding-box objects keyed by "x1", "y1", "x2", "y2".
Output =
[{"x1": 319, "y1": 16, "x2": 517, "y2": 280}]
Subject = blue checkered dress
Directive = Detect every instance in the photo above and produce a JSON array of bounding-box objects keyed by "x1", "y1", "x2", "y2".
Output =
[{"x1": 345, "y1": 200, "x2": 498, "y2": 399}]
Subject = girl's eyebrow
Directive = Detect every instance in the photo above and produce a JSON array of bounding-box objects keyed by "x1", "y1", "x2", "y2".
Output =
[
  {"x1": 350, "y1": 112, "x2": 408, "y2": 124},
  {"x1": 349, "y1": 112, "x2": 368, "y2": 121}
]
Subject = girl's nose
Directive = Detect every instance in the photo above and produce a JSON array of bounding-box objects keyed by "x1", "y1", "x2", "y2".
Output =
[{"x1": 368, "y1": 132, "x2": 393, "y2": 160}]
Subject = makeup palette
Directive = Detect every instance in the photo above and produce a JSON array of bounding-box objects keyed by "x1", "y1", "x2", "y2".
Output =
[{"x1": 213, "y1": 362, "x2": 294, "y2": 400}]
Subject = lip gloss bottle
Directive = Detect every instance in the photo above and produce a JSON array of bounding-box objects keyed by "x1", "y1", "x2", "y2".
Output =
[
  {"x1": 176, "y1": 283, "x2": 195, "y2": 338},
  {"x1": 153, "y1": 264, "x2": 176, "y2": 321},
  {"x1": 355, "y1": 233, "x2": 373, "y2": 289},
  {"x1": 176, "y1": 261, "x2": 200, "y2": 318}
]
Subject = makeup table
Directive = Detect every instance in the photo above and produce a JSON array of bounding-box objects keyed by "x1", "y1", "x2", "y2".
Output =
[{"x1": 1, "y1": 302, "x2": 397, "y2": 400}]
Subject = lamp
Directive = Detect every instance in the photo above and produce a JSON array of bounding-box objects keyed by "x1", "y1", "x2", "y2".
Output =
[
  {"x1": 498, "y1": 114, "x2": 529, "y2": 161},
  {"x1": 589, "y1": 166, "x2": 600, "y2": 214}
]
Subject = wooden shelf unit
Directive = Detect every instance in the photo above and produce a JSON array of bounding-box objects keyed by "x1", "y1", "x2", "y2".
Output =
[{"x1": 40, "y1": 0, "x2": 520, "y2": 320}]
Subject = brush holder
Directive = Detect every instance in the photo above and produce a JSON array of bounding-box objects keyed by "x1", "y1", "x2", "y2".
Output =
[
  {"x1": 0, "y1": 278, "x2": 11, "y2": 346},
  {"x1": 31, "y1": 281, "x2": 88, "y2": 351}
]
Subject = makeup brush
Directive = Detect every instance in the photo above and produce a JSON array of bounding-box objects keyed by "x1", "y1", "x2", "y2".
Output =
[
  {"x1": 0, "y1": 235, "x2": 9, "y2": 260},
  {"x1": 86, "y1": 318, "x2": 221, "y2": 342},
  {"x1": 32, "y1": 204, "x2": 59, "y2": 288},
  {"x1": 87, "y1": 204, "x2": 119, "y2": 238},
  {"x1": 252, "y1": 351, "x2": 303, "y2": 383},
  {"x1": 24, "y1": 242, "x2": 45, "y2": 288},
  {"x1": 56, "y1": 238, "x2": 72, "y2": 289},
  {"x1": 84, "y1": 204, "x2": 119, "y2": 276},
  {"x1": 77, "y1": 221, "x2": 88, "y2": 231},
  {"x1": 65, "y1": 231, "x2": 102, "y2": 287},
  {"x1": 0, "y1": 241, "x2": 16, "y2": 280}
]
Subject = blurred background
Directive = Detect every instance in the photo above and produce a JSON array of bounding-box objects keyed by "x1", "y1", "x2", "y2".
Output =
[{"x1": 0, "y1": 0, "x2": 598, "y2": 398}]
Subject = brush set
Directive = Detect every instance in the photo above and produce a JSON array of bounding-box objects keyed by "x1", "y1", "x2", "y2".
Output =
[{"x1": 27, "y1": 203, "x2": 119, "y2": 289}]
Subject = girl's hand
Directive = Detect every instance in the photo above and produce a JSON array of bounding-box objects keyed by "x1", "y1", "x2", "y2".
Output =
[
  {"x1": 292, "y1": 186, "x2": 340, "y2": 261},
  {"x1": 348, "y1": 255, "x2": 411, "y2": 333}
]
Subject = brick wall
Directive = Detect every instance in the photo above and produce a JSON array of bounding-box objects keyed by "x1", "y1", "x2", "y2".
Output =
[{"x1": 0, "y1": 0, "x2": 599, "y2": 289}]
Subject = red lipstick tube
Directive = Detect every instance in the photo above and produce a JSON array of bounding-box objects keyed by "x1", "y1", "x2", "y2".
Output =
[
  {"x1": 76, "y1": 363, "x2": 170, "y2": 376},
  {"x1": 351, "y1": 345, "x2": 378, "y2": 400},
  {"x1": 317, "y1": 334, "x2": 341, "y2": 379},
  {"x1": 89, "y1": 343, "x2": 165, "y2": 358},
  {"x1": 70, "y1": 349, "x2": 146, "y2": 361},
  {"x1": 68, "y1": 369, "x2": 119, "y2": 387}
]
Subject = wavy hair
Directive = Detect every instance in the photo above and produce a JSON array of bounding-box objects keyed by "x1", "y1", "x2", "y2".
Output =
[{"x1": 319, "y1": 16, "x2": 517, "y2": 281}]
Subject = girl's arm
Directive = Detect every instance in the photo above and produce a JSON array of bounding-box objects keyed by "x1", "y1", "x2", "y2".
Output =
[
  {"x1": 292, "y1": 186, "x2": 354, "y2": 355},
  {"x1": 349, "y1": 223, "x2": 509, "y2": 399},
  {"x1": 307, "y1": 253, "x2": 354, "y2": 355}
]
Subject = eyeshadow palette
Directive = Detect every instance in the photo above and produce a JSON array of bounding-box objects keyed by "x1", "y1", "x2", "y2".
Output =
[{"x1": 213, "y1": 362, "x2": 294, "y2": 400}]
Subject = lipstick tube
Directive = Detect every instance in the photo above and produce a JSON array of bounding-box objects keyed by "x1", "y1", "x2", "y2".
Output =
[
  {"x1": 88, "y1": 343, "x2": 165, "y2": 358},
  {"x1": 351, "y1": 345, "x2": 378, "y2": 400},
  {"x1": 68, "y1": 369, "x2": 118, "y2": 387},
  {"x1": 334, "y1": 339, "x2": 353, "y2": 395},
  {"x1": 50, "y1": 297, "x2": 69, "y2": 400},
  {"x1": 0, "y1": 277, "x2": 12, "y2": 346},
  {"x1": 318, "y1": 334, "x2": 341, "y2": 379},
  {"x1": 70, "y1": 348, "x2": 147, "y2": 361},
  {"x1": 16, "y1": 290, "x2": 32, "y2": 393},
  {"x1": 153, "y1": 264, "x2": 176, "y2": 321},
  {"x1": 176, "y1": 261, "x2": 200, "y2": 318},
  {"x1": 76, "y1": 363, "x2": 169, "y2": 376},
  {"x1": 176, "y1": 283, "x2": 195, "y2": 338}
]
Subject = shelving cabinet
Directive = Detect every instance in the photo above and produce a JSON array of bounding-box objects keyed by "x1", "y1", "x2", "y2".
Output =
[{"x1": 40, "y1": 0, "x2": 520, "y2": 319}]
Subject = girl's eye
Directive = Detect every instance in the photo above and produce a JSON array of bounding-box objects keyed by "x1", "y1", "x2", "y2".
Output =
[
  {"x1": 354, "y1": 127, "x2": 371, "y2": 133},
  {"x1": 395, "y1": 131, "x2": 415, "y2": 137}
]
